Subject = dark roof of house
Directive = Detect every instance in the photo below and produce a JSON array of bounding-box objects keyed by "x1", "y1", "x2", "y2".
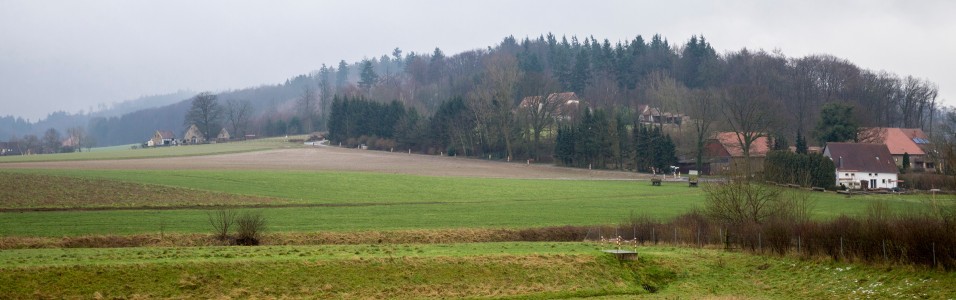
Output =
[
  {"x1": 156, "y1": 130, "x2": 176, "y2": 139},
  {"x1": 824, "y1": 142, "x2": 897, "y2": 173}
]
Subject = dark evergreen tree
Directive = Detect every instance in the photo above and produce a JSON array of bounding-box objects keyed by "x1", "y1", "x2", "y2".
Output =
[
  {"x1": 394, "y1": 107, "x2": 425, "y2": 151},
  {"x1": 429, "y1": 97, "x2": 474, "y2": 156},
  {"x1": 336, "y1": 60, "x2": 350, "y2": 88},
  {"x1": 287, "y1": 117, "x2": 302, "y2": 135},
  {"x1": 632, "y1": 123, "x2": 651, "y2": 172},
  {"x1": 657, "y1": 134, "x2": 678, "y2": 172},
  {"x1": 569, "y1": 49, "x2": 591, "y2": 94},
  {"x1": 902, "y1": 152, "x2": 910, "y2": 173},
  {"x1": 359, "y1": 60, "x2": 379, "y2": 92},
  {"x1": 795, "y1": 131, "x2": 808, "y2": 154},
  {"x1": 614, "y1": 111, "x2": 629, "y2": 169},
  {"x1": 554, "y1": 125, "x2": 576, "y2": 166},
  {"x1": 574, "y1": 109, "x2": 596, "y2": 167},
  {"x1": 764, "y1": 150, "x2": 836, "y2": 188},
  {"x1": 771, "y1": 133, "x2": 789, "y2": 151},
  {"x1": 814, "y1": 102, "x2": 858, "y2": 145}
]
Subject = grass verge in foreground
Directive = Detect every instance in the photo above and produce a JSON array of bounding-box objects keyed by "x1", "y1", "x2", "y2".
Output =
[
  {"x1": 1, "y1": 243, "x2": 952, "y2": 299},
  {"x1": 0, "y1": 243, "x2": 644, "y2": 299}
]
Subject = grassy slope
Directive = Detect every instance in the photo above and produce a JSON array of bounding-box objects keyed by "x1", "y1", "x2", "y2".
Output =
[
  {"x1": 0, "y1": 137, "x2": 297, "y2": 163},
  {"x1": 1, "y1": 243, "x2": 952, "y2": 299},
  {"x1": 0, "y1": 169, "x2": 935, "y2": 236}
]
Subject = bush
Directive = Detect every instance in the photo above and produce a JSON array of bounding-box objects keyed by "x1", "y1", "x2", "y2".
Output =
[
  {"x1": 515, "y1": 226, "x2": 586, "y2": 241},
  {"x1": 694, "y1": 183, "x2": 956, "y2": 267},
  {"x1": 763, "y1": 151, "x2": 835, "y2": 188},
  {"x1": 236, "y1": 211, "x2": 266, "y2": 246},
  {"x1": 207, "y1": 209, "x2": 266, "y2": 246},
  {"x1": 899, "y1": 173, "x2": 956, "y2": 190},
  {"x1": 208, "y1": 209, "x2": 237, "y2": 241},
  {"x1": 703, "y1": 181, "x2": 784, "y2": 225}
]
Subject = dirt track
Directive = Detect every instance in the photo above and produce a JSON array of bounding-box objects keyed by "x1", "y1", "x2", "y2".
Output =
[{"x1": 0, "y1": 146, "x2": 650, "y2": 180}]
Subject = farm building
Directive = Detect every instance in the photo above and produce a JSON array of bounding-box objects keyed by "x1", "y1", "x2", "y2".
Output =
[
  {"x1": 517, "y1": 92, "x2": 583, "y2": 121},
  {"x1": 636, "y1": 105, "x2": 686, "y2": 126},
  {"x1": 858, "y1": 127, "x2": 937, "y2": 172},
  {"x1": 183, "y1": 124, "x2": 205, "y2": 144},
  {"x1": 704, "y1": 132, "x2": 770, "y2": 175},
  {"x1": 823, "y1": 142, "x2": 898, "y2": 190},
  {"x1": 217, "y1": 128, "x2": 231, "y2": 142},
  {"x1": 150, "y1": 130, "x2": 176, "y2": 146},
  {"x1": 61, "y1": 136, "x2": 79, "y2": 149},
  {"x1": 0, "y1": 142, "x2": 20, "y2": 156}
]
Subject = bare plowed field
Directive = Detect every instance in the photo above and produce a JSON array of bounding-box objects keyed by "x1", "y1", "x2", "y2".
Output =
[{"x1": 1, "y1": 146, "x2": 649, "y2": 180}]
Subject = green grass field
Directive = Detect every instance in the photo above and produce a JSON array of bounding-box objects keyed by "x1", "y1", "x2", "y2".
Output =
[
  {"x1": 1, "y1": 242, "x2": 952, "y2": 299},
  {"x1": 0, "y1": 137, "x2": 298, "y2": 163},
  {"x1": 0, "y1": 169, "x2": 938, "y2": 236},
  {"x1": 2, "y1": 164, "x2": 954, "y2": 298}
]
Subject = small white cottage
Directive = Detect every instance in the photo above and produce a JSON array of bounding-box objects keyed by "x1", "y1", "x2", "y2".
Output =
[{"x1": 823, "y1": 142, "x2": 898, "y2": 190}]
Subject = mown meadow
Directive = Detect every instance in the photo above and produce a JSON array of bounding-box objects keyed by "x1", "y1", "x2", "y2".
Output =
[
  {"x1": 1, "y1": 154, "x2": 954, "y2": 298},
  {"x1": 0, "y1": 169, "x2": 931, "y2": 236}
]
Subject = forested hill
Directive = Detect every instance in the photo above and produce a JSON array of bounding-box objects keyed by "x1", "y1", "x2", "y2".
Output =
[
  {"x1": 4, "y1": 33, "x2": 940, "y2": 148},
  {"x1": 0, "y1": 91, "x2": 193, "y2": 144}
]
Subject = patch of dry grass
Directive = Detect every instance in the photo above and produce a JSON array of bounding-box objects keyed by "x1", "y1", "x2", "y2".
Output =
[
  {"x1": 1, "y1": 254, "x2": 642, "y2": 299},
  {"x1": 0, "y1": 227, "x2": 589, "y2": 249}
]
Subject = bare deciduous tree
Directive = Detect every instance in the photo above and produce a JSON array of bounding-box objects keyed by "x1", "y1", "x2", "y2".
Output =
[
  {"x1": 66, "y1": 126, "x2": 86, "y2": 152},
  {"x1": 704, "y1": 181, "x2": 783, "y2": 225},
  {"x1": 471, "y1": 53, "x2": 521, "y2": 159},
  {"x1": 21, "y1": 134, "x2": 39, "y2": 155},
  {"x1": 225, "y1": 99, "x2": 253, "y2": 139},
  {"x1": 643, "y1": 70, "x2": 687, "y2": 128},
  {"x1": 521, "y1": 92, "x2": 563, "y2": 160},
  {"x1": 297, "y1": 87, "x2": 318, "y2": 133},
  {"x1": 41, "y1": 128, "x2": 61, "y2": 154},
  {"x1": 721, "y1": 85, "x2": 778, "y2": 177},
  {"x1": 185, "y1": 92, "x2": 223, "y2": 142},
  {"x1": 684, "y1": 88, "x2": 721, "y2": 172},
  {"x1": 208, "y1": 209, "x2": 237, "y2": 242}
]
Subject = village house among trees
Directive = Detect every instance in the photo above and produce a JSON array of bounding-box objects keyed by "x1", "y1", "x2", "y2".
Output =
[
  {"x1": 148, "y1": 130, "x2": 176, "y2": 147},
  {"x1": 704, "y1": 132, "x2": 770, "y2": 175},
  {"x1": 4, "y1": 33, "x2": 951, "y2": 191},
  {"x1": 859, "y1": 127, "x2": 937, "y2": 172},
  {"x1": 824, "y1": 142, "x2": 899, "y2": 190}
]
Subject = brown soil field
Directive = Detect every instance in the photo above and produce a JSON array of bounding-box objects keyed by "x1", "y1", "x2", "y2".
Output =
[
  {"x1": 1, "y1": 145, "x2": 650, "y2": 180},
  {"x1": 0, "y1": 172, "x2": 283, "y2": 210}
]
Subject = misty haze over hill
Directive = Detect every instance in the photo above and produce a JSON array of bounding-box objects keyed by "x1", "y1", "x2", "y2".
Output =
[{"x1": 0, "y1": 33, "x2": 943, "y2": 152}]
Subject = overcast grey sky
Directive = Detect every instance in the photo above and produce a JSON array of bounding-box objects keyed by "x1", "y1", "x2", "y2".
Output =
[{"x1": 1, "y1": 0, "x2": 953, "y2": 121}]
